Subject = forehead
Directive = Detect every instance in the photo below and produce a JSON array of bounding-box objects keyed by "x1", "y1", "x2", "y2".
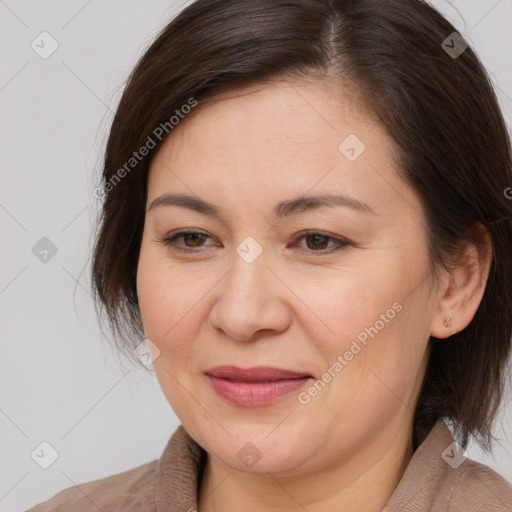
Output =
[
  {"x1": 148, "y1": 80, "x2": 421, "y2": 220},
  {"x1": 163, "y1": 80, "x2": 373, "y2": 157}
]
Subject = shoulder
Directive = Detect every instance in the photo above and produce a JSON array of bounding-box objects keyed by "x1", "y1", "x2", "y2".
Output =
[
  {"x1": 26, "y1": 459, "x2": 159, "y2": 512},
  {"x1": 384, "y1": 420, "x2": 512, "y2": 512},
  {"x1": 440, "y1": 457, "x2": 512, "y2": 512},
  {"x1": 425, "y1": 423, "x2": 512, "y2": 511}
]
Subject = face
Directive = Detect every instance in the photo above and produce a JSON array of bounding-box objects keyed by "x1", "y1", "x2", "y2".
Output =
[{"x1": 136, "y1": 79, "x2": 438, "y2": 476}]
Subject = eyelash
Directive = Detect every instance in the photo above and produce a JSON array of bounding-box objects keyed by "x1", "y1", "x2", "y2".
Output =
[{"x1": 159, "y1": 230, "x2": 352, "y2": 255}]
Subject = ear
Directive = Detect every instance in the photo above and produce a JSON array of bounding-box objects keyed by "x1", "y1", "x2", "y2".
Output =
[{"x1": 430, "y1": 222, "x2": 493, "y2": 339}]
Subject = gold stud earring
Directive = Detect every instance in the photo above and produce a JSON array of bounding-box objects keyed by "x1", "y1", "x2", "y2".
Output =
[{"x1": 442, "y1": 315, "x2": 453, "y2": 328}]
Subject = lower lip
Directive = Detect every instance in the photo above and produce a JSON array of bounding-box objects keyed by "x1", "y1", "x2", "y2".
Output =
[{"x1": 206, "y1": 375, "x2": 312, "y2": 406}]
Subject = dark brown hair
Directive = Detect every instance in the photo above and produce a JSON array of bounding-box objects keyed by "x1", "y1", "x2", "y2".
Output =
[{"x1": 90, "y1": 0, "x2": 512, "y2": 451}]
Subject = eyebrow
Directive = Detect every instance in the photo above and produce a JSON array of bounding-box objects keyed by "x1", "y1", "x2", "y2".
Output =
[{"x1": 148, "y1": 192, "x2": 378, "y2": 218}]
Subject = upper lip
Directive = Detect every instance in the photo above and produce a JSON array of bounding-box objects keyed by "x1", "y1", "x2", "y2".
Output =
[{"x1": 205, "y1": 365, "x2": 312, "y2": 382}]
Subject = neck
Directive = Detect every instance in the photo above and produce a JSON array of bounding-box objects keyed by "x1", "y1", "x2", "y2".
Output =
[{"x1": 197, "y1": 419, "x2": 414, "y2": 512}]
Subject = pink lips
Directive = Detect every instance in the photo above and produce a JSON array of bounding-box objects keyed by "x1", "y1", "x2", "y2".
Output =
[{"x1": 205, "y1": 365, "x2": 313, "y2": 406}]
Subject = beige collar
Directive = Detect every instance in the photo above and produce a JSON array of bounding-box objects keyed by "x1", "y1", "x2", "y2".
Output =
[{"x1": 154, "y1": 419, "x2": 511, "y2": 512}]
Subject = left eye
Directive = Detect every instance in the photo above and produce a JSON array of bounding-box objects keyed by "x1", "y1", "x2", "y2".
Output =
[
  {"x1": 292, "y1": 232, "x2": 350, "y2": 254},
  {"x1": 160, "y1": 230, "x2": 351, "y2": 254}
]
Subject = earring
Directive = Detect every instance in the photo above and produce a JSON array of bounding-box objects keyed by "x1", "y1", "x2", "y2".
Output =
[{"x1": 443, "y1": 315, "x2": 453, "y2": 328}]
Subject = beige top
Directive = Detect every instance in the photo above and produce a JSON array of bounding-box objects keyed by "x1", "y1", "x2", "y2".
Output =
[{"x1": 27, "y1": 419, "x2": 512, "y2": 511}]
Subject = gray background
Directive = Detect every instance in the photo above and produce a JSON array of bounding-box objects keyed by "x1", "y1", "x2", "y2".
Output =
[{"x1": 1, "y1": 1, "x2": 511, "y2": 510}]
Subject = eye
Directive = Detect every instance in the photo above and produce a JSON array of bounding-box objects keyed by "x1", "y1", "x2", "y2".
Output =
[
  {"x1": 159, "y1": 229, "x2": 351, "y2": 255},
  {"x1": 160, "y1": 230, "x2": 218, "y2": 253},
  {"x1": 289, "y1": 230, "x2": 351, "y2": 255}
]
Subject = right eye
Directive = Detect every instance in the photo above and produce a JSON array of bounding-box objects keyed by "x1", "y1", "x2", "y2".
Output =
[{"x1": 160, "y1": 230, "x2": 219, "y2": 253}]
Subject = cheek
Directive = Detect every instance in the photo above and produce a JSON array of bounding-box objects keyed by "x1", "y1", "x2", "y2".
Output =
[
  {"x1": 136, "y1": 259, "x2": 166, "y2": 338},
  {"x1": 328, "y1": 287, "x2": 430, "y2": 423},
  {"x1": 300, "y1": 252, "x2": 430, "y2": 396},
  {"x1": 137, "y1": 255, "x2": 206, "y2": 413},
  {"x1": 287, "y1": 257, "x2": 410, "y2": 355},
  {"x1": 136, "y1": 250, "x2": 208, "y2": 364}
]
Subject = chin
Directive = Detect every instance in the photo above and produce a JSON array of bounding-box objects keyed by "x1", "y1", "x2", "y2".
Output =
[
  {"x1": 220, "y1": 447, "x2": 303, "y2": 475},
  {"x1": 199, "y1": 427, "x2": 311, "y2": 474}
]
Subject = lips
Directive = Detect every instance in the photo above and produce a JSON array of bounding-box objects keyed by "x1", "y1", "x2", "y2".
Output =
[
  {"x1": 205, "y1": 365, "x2": 313, "y2": 406},
  {"x1": 205, "y1": 365, "x2": 312, "y2": 382}
]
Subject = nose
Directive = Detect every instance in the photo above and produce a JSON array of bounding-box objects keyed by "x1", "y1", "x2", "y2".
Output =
[{"x1": 207, "y1": 247, "x2": 292, "y2": 342}]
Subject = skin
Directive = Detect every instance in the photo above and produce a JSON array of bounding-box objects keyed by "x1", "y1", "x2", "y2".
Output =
[{"x1": 136, "y1": 78, "x2": 492, "y2": 512}]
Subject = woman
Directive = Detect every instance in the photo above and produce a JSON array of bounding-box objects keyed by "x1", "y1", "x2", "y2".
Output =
[{"x1": 29, "y1": 0, "x2": 512, "y2": 510}]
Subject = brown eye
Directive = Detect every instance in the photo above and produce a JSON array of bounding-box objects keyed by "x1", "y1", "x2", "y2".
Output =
[
  {"x1": 160, "y1": 230, "x2": 351, "y2": 256},
  {"x1": 304, "y1": 234, "x2": 330, "y2": 250},
  {"x1": 292, "y1": 231, "x2": 351, "y2": 255},
  {"x1": 161, "y1": 230, "x2": 217, "y2": 253},
  {"x1": 181, "y1": 233, "x2": 207, "y2": 247}
]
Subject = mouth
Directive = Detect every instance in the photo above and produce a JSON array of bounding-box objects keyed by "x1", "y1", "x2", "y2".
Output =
[
  {"x1": 204, "y1": 365, "x2": 314, "y2": 406},
  {"x1": 205, "y1": 365, "x2": 313, "y2": 381}
]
